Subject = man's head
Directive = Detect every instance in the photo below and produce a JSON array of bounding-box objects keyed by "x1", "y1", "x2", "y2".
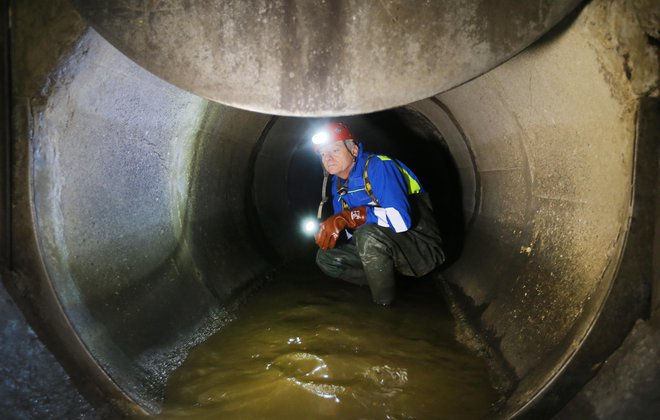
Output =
[{"x1": 312, "y1": 122, "x2": 359, "y2": 179}]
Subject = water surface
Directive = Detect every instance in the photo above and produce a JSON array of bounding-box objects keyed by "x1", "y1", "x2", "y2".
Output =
[{"x1": 156, "y1": 265, "x2": 496, "y2": 419}]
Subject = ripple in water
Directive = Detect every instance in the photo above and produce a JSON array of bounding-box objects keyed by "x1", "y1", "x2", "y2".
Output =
[{"x1": 153, "y1": 265, "x2": 497, "y2": 419}]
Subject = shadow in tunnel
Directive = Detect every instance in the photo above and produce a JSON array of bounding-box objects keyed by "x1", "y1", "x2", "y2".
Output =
[
  {"x1": 342, "y1": 109, "x2": 466, "y2": 267},
  {"x1": 252, "y1": 109, "x2": 465, "y2": 270},
  {"x1": 5, "y1": 0, "x2": 657, "y2": 416},
  {"x1": 267, "y1": 108, "x2": 466, "y2": 271}
]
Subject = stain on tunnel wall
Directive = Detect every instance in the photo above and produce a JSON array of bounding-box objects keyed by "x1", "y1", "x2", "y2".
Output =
[{"x1": 2, "y1": 0, "x2": 658, "y2": 418}]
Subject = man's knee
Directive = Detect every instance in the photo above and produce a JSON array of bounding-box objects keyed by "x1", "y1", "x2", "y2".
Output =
[
  {"x1": 316, "y1": 248, "x2": 368, "y2": 285},
  {"x1": 316, "y1": 249, "x2": 337, "y2": 277},
  {"x1": 316, "y1": 247, "x2": 360, "y2": 278}
]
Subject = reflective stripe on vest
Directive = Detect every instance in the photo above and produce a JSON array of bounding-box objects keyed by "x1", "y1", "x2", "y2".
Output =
[{"x1": 363, "y1": 155, "x2": 420, "y2": 206}]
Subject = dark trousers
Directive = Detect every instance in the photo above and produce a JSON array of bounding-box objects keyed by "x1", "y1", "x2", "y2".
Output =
[{"x1": 316, "y1": 193, "x2": 444, "y2": 305}]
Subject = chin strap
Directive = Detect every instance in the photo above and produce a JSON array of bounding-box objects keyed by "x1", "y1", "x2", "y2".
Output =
[{"x1": 317, "y1": 169, "x2": 329, "y2": 219}]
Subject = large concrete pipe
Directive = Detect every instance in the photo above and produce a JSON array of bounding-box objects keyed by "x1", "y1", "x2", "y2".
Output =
[
  {"x1": 2, "y1": 0, "x2": 658, "y2": 418},
  {"x1": 68, "y1": 0, "x2": 582, "y2": 116}
]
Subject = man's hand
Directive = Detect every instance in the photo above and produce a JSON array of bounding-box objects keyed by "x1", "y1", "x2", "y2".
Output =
[{"x1": 315, "y1": 207, "x2": 367, "y2": 250}]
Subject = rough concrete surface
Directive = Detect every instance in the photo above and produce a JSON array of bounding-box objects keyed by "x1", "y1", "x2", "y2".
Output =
[
  {"x1": 0, "y1": 276, "x2": 101, "y2": 419},
  {"x1": 555, "y1": 315, "x2": 660, "y2": 419},
  {"x1": 2, "y1": 0, "x2": 658, "y2": 417},
  {"x1": 437, "y1": 0, "x2": 658, "y2": 416},
  {"x1": 67, "y1": 0, "x2": 581, "y2": 116}
]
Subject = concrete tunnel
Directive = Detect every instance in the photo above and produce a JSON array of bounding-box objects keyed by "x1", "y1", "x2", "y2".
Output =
[{"x1": 1, "y1": 0, "x2": 659, "y2": 418}]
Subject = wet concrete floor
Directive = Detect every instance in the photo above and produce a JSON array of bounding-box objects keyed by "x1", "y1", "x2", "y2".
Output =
[{"x1": 152, "y1": 262, "x2": 496, "y2": 419}]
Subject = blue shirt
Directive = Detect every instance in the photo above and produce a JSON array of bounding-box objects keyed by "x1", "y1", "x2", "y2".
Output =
[{"x1": 331, "y1": 145, "x2": 424, "y2": 233}]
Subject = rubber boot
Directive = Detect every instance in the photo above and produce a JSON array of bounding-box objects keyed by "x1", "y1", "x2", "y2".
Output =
[{"x1": 354, "y1": 225, "x2": 397, "y2": 305}]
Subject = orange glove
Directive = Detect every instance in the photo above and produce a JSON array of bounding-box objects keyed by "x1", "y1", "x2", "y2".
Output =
[{"x1": 315, "y1": 207, "x2": 367, "y2": 250}]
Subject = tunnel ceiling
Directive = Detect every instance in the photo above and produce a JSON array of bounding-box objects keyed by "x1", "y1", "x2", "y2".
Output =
[
  {"x1": 9, "y1": 0, "x2": 658, "y2": 417},
  {"x1": 69, "y1": 0, "x2": 582, "y2": 116}
]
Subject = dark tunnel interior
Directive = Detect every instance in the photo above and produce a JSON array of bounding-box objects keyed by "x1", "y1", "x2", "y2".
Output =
[
  {"x1": 255, "y1": 112, "x2": 465, "y2": 266},
  {"x1": 1, "y1": 0, "x2": 659, "y2": 419}
]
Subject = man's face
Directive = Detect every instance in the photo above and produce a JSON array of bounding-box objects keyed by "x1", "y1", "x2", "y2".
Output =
[{"x1": 319, "y1": 141, "x2": 357, "y2": 180}]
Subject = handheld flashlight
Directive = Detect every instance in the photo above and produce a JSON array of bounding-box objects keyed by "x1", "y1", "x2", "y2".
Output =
[{"x1": 301, "y1": 217, "x2": 319, "y2": 236}]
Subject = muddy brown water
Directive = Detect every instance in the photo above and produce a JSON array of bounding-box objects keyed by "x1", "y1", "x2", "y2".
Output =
[{"x1": 153, "y1": 264, "x2": 497, "y2": 419}]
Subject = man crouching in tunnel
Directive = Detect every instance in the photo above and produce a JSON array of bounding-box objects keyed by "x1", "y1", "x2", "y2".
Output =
[{"x1": 312, "y1": 122, "x2": 445, "y2": 305}]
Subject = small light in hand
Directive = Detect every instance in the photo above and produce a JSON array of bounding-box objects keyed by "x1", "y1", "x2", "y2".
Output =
[{"x1": 302, "y1": 218, "x2": 319, "y2": 236}]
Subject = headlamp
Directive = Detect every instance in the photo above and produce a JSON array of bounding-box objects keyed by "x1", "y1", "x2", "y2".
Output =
[{"x1": 311, "y1": 131, "x2": 329, "y2": 146}]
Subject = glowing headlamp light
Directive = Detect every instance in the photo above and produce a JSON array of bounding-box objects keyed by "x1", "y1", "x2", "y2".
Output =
[
  {"x1": 301, "y1": 217, "x2": 319, "y2": 236},
  {"x1": 311, "y1": 131, "x2": 329, "y2": 146}
]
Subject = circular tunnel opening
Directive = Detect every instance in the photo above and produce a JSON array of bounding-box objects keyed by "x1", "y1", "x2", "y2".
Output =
[
  {"x1": 158, "y1": 106, "x2": 489, "y2": 418},
  {"x1": 5, "y1": 0, "x2": 657, "y2": 418},
  {"x1": 253, "y1": 107, "x2": 466, "y2": 267}
]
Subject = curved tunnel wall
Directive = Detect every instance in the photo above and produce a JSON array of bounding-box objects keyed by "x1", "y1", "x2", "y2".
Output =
[
  {"x1": 252, "y1": 112, "x2": 463, "y2": 264},
  {"x1": 432, "y1": 14, "x2": 649, "y2": 414},
  {"x1": 6, "y1": 0, "x2": 657, "y2": 417},
  {"x1": 22, "y1": 26, "x2": 283, "y2": 410}
]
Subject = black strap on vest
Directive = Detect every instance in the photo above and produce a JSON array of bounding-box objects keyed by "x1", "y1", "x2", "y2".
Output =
[
  {"x1": 336, "y1": 154, "x2": 379, "y2": 209},
  {"x1": 364, "y1": 154, "x2": 419, "y2": 203},
  {"x1": 363, "y1": 155, "x2": 380, "y2": 206},
  {"x1": 336, "y1": 154, "x2": 415, "y2": 210}
]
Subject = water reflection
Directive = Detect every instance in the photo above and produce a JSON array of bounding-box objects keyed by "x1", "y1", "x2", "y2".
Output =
[{"x1": 154, "y1": 265, "x2": 496, "y2": 419}]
